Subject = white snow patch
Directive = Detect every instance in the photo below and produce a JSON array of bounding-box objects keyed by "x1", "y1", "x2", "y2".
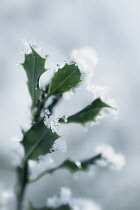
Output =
[
  {"x1": 0, "y1": 184, "x2": 14, "y2": 210},
  {"x1": 47, "y1": 187, "x2": 101, "y2": 210},
  {"x1": 71, "y1": 47, "x2": 98, "y2": 75},
  {"x1": 21, "y1": 39, "x2": 42, "y2": 54},
  {"x1": 71, "y1": 48, "x2": 118, "y2": 121},
  {"x1": 44, "y1": 115, "x2": 60, "y2": 133},
  {"x1": 95, "y1": 144, "x2": 126, "y2": 171},
  {"x1": 28, "y1": 153, "x2": 54, "y2": 178},
  {"x1": 9, "y1": 136, "x2": 24, "y2": 166},
  {"x1": 87, "y1": 84, "x2": 109, "y2": 100},
  {"x1": 105, "y1": 98, "x2": 119, "y2": 119},
  {"x1": 50, "y1": 137, "x2": 67, "y2": 153}
]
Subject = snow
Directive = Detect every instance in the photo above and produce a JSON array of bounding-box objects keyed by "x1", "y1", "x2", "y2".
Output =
[
  {"x1": 75, "y1": 161, "x2": 82, "y2": 169},
  {"x1": 87, "y1": 84, "x2": 109, "y2": 100},
  {"x1": 21, "y1": 39, "x2": 42, "y2": 54},
  {"x1": 71, "y1": 47, "x2": 98, "y2": 75},
  {"x1": 9, "y1": 136, "x2": 24, "y2": 166},
  {"x1": 38, "y1": 153, "x2": 54, "y2": 165},
  {"x1": 71, "y1": 47, "x2": 119, "y2": 123},
  {"x1": 28, "y1": 153, "x2": 54, "y2": 179},
  {"x1": 105, "y1": 97, "x2": 119, "y2": 119},
  {"x1": 44, "y1": 115, "x2": 60, "y2": 133},
  {"x1": 0, "y1": 184, "x2": 14, "y2": 210},
  {"x1": 50, "y1": 137, "x2": 67, "y2": 153},
  {"x1": 47, "y1": 187, "x2": 101, "y2": 210},
  {"x1": 95, "y1": 144, "x2": 126, "y2": 171},
  {"x1": 71, "y1": 46, "x2": 119, "y2": 124}
]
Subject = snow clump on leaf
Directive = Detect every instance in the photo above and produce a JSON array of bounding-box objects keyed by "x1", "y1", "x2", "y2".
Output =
[
  {"x1": 50, "y1": 137, "x2": 67, "y2": 153},
  {"x1": 95, "y1": 144, "x2": 126, "y2": 171},
  {"x1": 44, "y1": 115, "x2": 60, "y2": 133},
  {"x1": 71, "y1": 47, "x2": 98, "y2": 75}
]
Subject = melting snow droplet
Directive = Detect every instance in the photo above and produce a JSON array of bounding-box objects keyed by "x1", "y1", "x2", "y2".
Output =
[
  {"x1": 76, "y1": 161, "x2": 82, "y2": 169},
  {"x1": 63, "y1": 116, "x2": 68, "y2": 123}
]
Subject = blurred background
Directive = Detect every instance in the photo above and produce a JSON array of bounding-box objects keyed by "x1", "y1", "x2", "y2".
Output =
[{"x1": 0, "y1": 0, "x2": 140, "y2": 209}]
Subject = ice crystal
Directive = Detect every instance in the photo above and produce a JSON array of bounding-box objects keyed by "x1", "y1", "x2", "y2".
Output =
[
  {"x1": 95, "y1": 144, "x2": 126, "y2": 171},
  {"x1": 50, "y1": 137, "x2": 67, "y2": 153},
  {"x1": 47, "y1": 187, "x2": 101, "y2": 210},
  {"x1": 44, "y1": 115, "x2": 60, "y2": 133}
]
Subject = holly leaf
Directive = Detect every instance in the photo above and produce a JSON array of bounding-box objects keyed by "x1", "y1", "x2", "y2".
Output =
[
  {"x1": 59, "y1": 154, "x2": 102, "y2": 172},
  {"x1": 59, "y1": 98, "x2": 112, "y2": 125},
  {"x1": 21, "y1": 120, "x2": 60, "y2": 164},
  {"x1": 29, "y1": 204, "x2": 71, "y2": 210},
  {"x1": 30, "y1": 154, "x2": 102, "y2": 182},
  {"x1": 47, "y1": 63, "x2": 81, "y2": 97},
  {"x1": 22, "y1": 47, "x2": 46, "y2": 109}
]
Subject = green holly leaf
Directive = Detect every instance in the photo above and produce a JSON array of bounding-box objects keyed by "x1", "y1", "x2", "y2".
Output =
[
  {"x1": 30, "y1": 154, "x2": 102, "y2": 182},
  {"x1": 22, "y1": 47, "x2": 46, "y2": 109},
  {"x1": 21, "y1": 120, "x2": 60, "y2": 164},
  {"x1": 29, "y1": 204, "x2": 71, "y2": 210},
  {"x1": 47, "y1": 63, "x2": 81, "y2": 97},
  {"x1": 59, "y1": 153, "x2": 102, "y2": 172},
  {"x1": 59, "y1": 98, "x2": 112, "y2": 125}
]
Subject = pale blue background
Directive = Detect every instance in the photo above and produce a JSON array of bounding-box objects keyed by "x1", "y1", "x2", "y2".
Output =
[{"x1": 0, "y1": 1, "x2": 140, "y2": 209}]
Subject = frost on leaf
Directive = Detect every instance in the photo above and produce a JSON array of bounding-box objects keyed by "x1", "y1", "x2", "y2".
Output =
[
  {"x1": 95, "y1": 144, "x2": 126, "y2": 171},
  {"x1": 21, "y1": 39, "x2": 42, "y2": 54},
  {"x1": 46, "y1": 187, "x2": 101, "y2": 210},
  {"x1": 44, "y1": 115, "x2": 60, "y2": 133},
  {"x1": 50, "y1": 137, "x2": 67, "y2": 153}
]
